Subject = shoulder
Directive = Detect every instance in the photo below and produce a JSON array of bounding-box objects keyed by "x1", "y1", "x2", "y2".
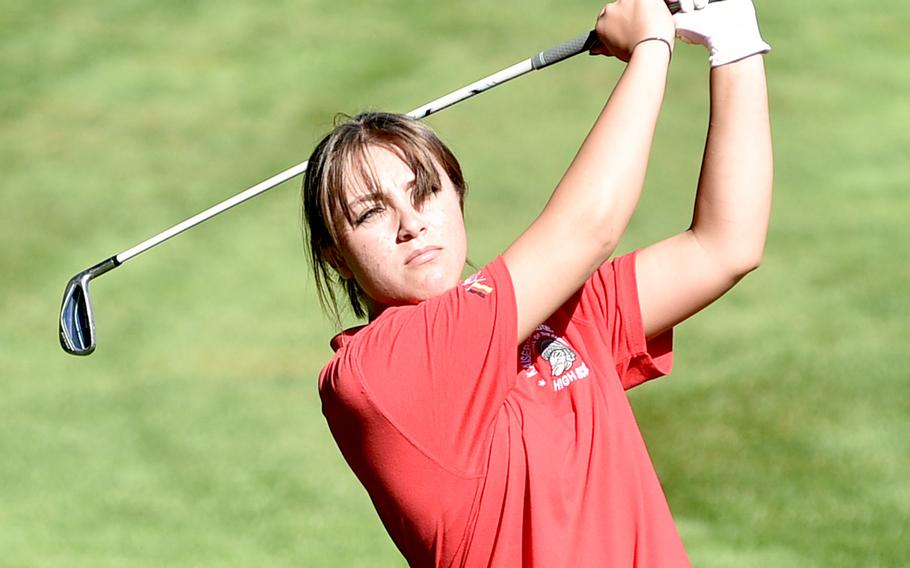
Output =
[{"x1": 320, "y1": 256, "x2": 516, "y2": 390}]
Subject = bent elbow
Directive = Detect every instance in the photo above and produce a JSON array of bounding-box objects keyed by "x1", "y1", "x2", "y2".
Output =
[
  {"x1": 693, "y1": 229, "x2": 766, "y2": 282},
  {"x1": 726, "y1": 248, "x2": 764, "y2": 280}
]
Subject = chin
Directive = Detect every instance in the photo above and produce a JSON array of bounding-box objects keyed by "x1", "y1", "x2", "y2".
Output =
[{"x1": 418, "y1": 267, "x2": 461, "y2": 299}]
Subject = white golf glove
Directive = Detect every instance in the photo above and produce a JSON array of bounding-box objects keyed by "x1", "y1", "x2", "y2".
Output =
[{"x1": 673, "y1": 0, "x2": 771, "y2": 67}]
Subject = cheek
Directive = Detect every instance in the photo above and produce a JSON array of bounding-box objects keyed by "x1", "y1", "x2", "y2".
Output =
[
  {"x1": 353, "y1": 236, "x2": 396, "y2": 274},
  {"x1": 429, "y1": 197, "x2": 466, "y2": 242}
]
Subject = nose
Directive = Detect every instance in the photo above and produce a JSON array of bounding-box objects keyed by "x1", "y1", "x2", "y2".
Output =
[{"x1": 396, "y1": 201, "x2": 426, "y2": 243}]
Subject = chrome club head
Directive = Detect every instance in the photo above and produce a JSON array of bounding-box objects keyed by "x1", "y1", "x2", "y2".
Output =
[
  {"x1": 59, "y1": 257, "x2": 119, "y2": 356},
  {"x1": 59, "y1": 272, "x2": 97, "y2": 356}
]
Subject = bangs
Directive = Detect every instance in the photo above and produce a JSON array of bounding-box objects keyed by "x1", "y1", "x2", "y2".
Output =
[{"x1": 326, "y1": 132, "x2": 446, "y2": 234}]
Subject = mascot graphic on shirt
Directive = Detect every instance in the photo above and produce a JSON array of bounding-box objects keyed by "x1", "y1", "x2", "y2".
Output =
[
  {"x1": 539, "y1": 337, "x2": 576, "y2": 376},
  {"x1": 520, "y1": 324, "x2": 590, "y2": 391}
]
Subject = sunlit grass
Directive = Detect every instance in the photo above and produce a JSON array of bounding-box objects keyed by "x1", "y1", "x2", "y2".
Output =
[{"x1": 2, "y1": 0, "x2": 908, "y2": 565}]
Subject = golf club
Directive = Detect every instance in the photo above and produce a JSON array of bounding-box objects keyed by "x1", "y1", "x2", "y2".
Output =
[{"x1": 59, "y1": 0, "x2": 720, "y2": 356}]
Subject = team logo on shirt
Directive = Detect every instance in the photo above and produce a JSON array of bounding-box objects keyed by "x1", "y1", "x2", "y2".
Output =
[
  {"x1": 540, "y1": 338, "x2": 576, "y2": 376},
  {"x1": 462, "y1": 272, "x2": 493, "y2": 298},
  {"x1": 520, "y1": 324, "x2": 591, "y2": 391}
]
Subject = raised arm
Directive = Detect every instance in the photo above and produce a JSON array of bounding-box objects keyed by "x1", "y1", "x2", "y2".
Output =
[
  {"x1": 635, "y1": 0, "x2": 773, "y2": 338},
  {"x1": 503, "y1": 0, "x2": 675, "y2": 342}
]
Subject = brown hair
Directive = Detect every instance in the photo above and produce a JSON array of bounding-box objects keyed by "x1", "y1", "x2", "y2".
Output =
[{"x1": 301, "y1": 112, "x2": 467, "y2": 323}]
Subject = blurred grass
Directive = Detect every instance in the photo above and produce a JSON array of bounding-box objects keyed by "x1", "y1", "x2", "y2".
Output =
[{"x1": 2, "y1": 0, "x2": 908, "y2": 565}]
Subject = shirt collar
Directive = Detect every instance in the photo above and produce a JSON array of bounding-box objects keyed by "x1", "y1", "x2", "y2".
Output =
[{"x1": 329, "y1": 325, "x2": 366, "y2": 352}]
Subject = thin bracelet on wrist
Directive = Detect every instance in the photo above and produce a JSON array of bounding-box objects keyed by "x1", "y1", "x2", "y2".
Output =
[{"x1": 633, "y1": 37, "x2": 673, "y2": 59}]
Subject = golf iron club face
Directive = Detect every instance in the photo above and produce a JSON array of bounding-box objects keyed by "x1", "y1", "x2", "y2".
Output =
[{"x1": 59, "y1": 258, "x2": 119, "y2": 356}]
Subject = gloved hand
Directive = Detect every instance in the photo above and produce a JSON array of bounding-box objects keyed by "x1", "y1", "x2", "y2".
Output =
[{"x1": 673, "y1": 0, "x2": 771, "y2": 67}]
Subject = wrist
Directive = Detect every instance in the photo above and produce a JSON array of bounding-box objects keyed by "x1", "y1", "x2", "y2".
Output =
[
  {"x1": 709, "y1": 49, "x2": 766, "y2": 81},
  {"x1": 708, "y1": 33, "x2": 770, "y2": 67},
  {"x1": 632, "y1": 37, "x2": 674, "y2": 60}
]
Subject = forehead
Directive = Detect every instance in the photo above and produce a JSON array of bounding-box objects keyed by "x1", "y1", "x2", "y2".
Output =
[{"x1": 344, "y1": 145, "x2": 416, "y2": 200}]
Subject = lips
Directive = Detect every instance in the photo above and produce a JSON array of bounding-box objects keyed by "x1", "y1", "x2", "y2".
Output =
[{"x1": 405, "y1": 246, "x2": 442, "y2": 266}]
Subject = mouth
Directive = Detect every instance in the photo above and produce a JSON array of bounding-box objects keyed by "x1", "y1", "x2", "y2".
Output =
[{"x1": 405, "y1": 246, "x2": 443, "y2": 266}]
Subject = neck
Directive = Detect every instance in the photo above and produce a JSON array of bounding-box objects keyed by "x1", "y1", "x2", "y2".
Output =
[{"x1": 367, "y1": 300, "x2": 389, "y2": 321}]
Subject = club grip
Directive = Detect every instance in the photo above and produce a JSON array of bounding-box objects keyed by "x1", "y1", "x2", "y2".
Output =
[
  {"x1": 531, "y1": 30, "x2": 600, "y2": 70},
  {"x1": 530, "y1": 0, "x2": 724, "y2": 70}
]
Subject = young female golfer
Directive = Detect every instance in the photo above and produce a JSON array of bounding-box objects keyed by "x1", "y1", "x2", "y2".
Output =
[{"x1": 302, "y1": 0, "x2": 771, "y2": 565}]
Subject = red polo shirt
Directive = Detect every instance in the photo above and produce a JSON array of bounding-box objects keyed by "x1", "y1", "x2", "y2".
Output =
[{"x1": 320, "y1": 252, "x2": 689, "y2": 567}]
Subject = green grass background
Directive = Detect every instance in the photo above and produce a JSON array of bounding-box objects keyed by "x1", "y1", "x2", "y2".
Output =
[{"x1": 2, "y1": 0, "x2": 908, "y2": 565}]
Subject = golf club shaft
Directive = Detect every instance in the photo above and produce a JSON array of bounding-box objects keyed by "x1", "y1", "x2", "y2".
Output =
[
  {"x1": 114, "y1": 40, "x2": 596, "y2": 265},
  {"x1": 61, "y1": 0, "x2": 727, "y2": 356},
  {"x1": 101, "y1": 0, "x2": 720, "y2": 267}
]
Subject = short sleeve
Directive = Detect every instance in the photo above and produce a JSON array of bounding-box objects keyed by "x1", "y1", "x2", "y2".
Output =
[
  {"x1": 321, "y1": 257, "x2": 517, "y2": 474},
  {"x1": 579, "y1": 251, "x2": 674, "y2": 390}
]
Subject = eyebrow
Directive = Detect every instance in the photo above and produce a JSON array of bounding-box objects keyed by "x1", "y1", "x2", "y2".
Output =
[
  {"x1": 345, "y1": 179, "x2": 416, "y2": 210},
  {"x1": 346, "y1": 193, "x2": 382, "y2": 210}
]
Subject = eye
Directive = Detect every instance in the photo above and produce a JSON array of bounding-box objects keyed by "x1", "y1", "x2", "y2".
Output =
[
  {"x1": 354, "y1": 206, "x2": 384, "y2": 226},
  {"x1": 411, "y1": 182, "x2": 441, "y2": 209}
]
